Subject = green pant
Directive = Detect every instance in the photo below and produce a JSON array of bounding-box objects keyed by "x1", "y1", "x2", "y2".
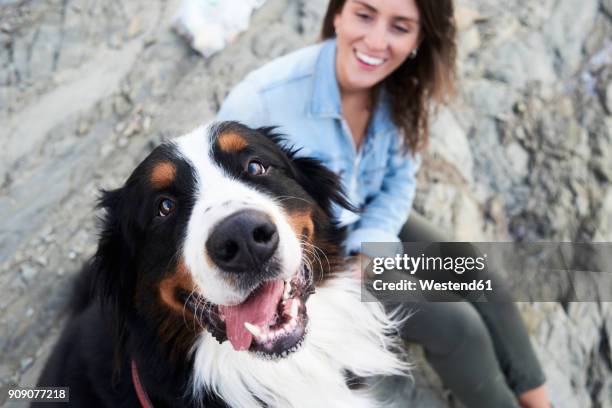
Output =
[{"x1": 394, "y1": 213, "x2": 546, "y2": 408}]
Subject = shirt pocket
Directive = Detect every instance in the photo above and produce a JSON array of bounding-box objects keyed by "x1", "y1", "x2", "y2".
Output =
[
  {"x1": 361, "y1": 167, "x2": 386, "y2": 190},
  {"x1": 360, "y1": 147, "x2": 387, "y2": 189}
]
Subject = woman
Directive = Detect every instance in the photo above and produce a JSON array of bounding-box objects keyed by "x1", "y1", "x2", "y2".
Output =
[{"x1": 217, "y1": 1, "x2": 550, "y2": 407}]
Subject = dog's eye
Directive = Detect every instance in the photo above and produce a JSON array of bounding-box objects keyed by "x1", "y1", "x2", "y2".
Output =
[
  {"x1": 158, "y1": 198, "x2": 176, "y2": 217},
  {"x1": 246, "y1": 160, "x2": 267, "y2": 176}
]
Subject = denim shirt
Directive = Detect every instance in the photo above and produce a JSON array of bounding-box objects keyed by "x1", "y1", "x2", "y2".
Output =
[{"x1": 217, "y1": 39, "x2": 419, "y2": 255}]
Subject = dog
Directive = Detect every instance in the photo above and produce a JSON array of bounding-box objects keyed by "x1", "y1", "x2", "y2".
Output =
[{"x1": 36, "y1": 121, "x2": 408, "y2": 408}]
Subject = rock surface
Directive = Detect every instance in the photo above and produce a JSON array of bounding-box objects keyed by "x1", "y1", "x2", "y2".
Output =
[{"x1": 1, "y1": 0, "x2": 611, "y2": 407}]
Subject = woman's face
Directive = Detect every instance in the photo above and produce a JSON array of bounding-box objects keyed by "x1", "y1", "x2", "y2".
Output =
[{"x1": 334, "y1": 0, "x2": 421, "y2": 94}]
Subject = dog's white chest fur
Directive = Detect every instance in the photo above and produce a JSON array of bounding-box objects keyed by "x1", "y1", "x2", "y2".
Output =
[{"x1": 190, "y1": 274, "x2": 408, "y2": 408}]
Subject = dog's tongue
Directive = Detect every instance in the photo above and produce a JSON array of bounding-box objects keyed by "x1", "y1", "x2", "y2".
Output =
[{"x1": 219, "y1": 280, "x2": 285, "y2": 351}]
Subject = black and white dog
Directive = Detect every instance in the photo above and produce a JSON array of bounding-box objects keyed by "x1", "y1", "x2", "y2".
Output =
[{"x1": 36, "y1": 121, "x2": 407, "y2": 407}]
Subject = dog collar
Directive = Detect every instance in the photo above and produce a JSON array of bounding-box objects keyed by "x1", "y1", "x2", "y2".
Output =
[{"x1": 131, "y1": 359, "x2": 154, "y2": 408}]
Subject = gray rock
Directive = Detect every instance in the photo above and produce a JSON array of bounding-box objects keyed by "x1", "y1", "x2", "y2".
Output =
[
  {"x1": 457, "y1": 25, "x2": 480, "y2": 58},
  {"x1": 429, "y1": 108, "x2": 474, "y2": 184},
  {"x1": 299, "y1": 0, "x2": 327, "y2": 41},
  {"x1": 462, "y1": 79, "x2": 517, "y2": 117},
  {"x1": 543, "y1": 0, "x2": 599, "y2": 77},
  {"x1": 19, "y1": 358, "x2": 33, "y2": 371},
  {"x1": 19, "y1": 264, "x2": 38, "y2": 283},
  {"x1": 468, "y1": 118, "x2": 517, "y2": 195},
  {"x1": 0, "y1": 364, "x2": 12, "y2": 383},
  {"x1": 604, "y1": 82, "x2": 612, "y2": 114},
  {"x1": 534, "y1": 305, "x2": 593, "y2": 408},
  {"x1": 602, "y1": 0, "x2": 612, "y2": 18},
  {"x1": 594, "y1": 189, "x2": 612, "y2": 241},
  {"x1": 452, "y1": 193, "x2": 485, "y2": 241},
  {"x1": 505, "y1": 142, "x2": 529, "y2": 179},
  {"x1": 589, "y1": 116, "x2": 612, "y2": 182},
  {"x1": 480, "y1": 32, "x2": 556, "y2": 88}
]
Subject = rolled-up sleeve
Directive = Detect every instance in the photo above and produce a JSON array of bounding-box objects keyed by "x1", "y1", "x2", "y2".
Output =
[
  {"x1": 217, "y1": 79, "x2": 268, "y2": 128},
  {"x1": 345, "y1": 140, "x2": 420, "y2": 256}
]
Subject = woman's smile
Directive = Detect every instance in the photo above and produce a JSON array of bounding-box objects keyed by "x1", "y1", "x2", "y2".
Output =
[{"x1": 354, "y1": 49, "x2": 387, "y2": 68}]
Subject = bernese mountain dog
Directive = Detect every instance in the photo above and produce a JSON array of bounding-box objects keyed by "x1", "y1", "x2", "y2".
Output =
[{"x1": 35, "y1": 121, "x2": 408, "y2": 408}]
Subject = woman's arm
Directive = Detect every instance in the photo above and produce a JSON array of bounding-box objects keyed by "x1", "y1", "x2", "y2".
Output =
[{"x1": 344, "y1": 139, "x2": 420, "y2": 256}]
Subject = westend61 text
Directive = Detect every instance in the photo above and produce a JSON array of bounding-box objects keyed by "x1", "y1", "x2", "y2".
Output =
[{"x1": 372, "y1": 279, "x2": 493, "y2": 292}]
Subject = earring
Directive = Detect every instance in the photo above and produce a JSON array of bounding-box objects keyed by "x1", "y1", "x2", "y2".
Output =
[{"x1": 410, "y1": 48, "x2": 418, "y2": 59}]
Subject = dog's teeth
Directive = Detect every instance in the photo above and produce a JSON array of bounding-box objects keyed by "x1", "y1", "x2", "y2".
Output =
[
  {"x1": 244, "y1": 322, "x2": 262, "y2": 338},
  {"x1": 283, "y1": 281, "x2": 292, "y2": 300},
  {"x1": 290, "y1": 301, "x2": 299, "y2": 317}
]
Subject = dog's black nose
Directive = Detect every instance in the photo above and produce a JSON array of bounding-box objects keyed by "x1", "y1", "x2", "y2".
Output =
[{"x1": 206, "y1": 210, "x2": 279, "y2": 273}]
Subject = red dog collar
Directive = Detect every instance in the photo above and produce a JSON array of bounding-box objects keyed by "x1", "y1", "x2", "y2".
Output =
[{"x1": 131, "y1": 359, "x2": 154, "y2": 408}]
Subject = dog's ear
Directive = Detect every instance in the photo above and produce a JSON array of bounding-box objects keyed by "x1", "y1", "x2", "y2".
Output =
[
  {"x1": 256, "y1": 126, "x2": 358, "y2": 218},
  {"x1": 95, "y1": 188, "x2": 138, "y2": 308},
  {"x1": 93, "y1": 187, "x2": 138, "y2": 378},
  {"x1": 291, "y1": 156, "x2": 358, "y2": 218}
]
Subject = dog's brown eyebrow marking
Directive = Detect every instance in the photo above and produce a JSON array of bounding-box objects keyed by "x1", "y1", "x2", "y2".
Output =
[
  {"x1": 150, "y1": 161, "x2": 176, "y2": 189},
  {"x1": 218, "y1": 132, "x2": 248, "y2": 153}
]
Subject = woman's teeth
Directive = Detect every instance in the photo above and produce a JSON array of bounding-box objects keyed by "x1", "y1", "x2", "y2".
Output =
[{"x1": 355, "y1": 51, "x2": 384, "y2": 66}]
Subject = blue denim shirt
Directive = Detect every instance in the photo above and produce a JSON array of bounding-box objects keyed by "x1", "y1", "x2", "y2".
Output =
[{"x1": 217, "y1": 39, "x2": 419, "y2": 255}]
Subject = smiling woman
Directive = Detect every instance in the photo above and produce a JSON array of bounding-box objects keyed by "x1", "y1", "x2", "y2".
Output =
[{"x1": 322, "y1": 0, "x2": 457, "y2": 153}]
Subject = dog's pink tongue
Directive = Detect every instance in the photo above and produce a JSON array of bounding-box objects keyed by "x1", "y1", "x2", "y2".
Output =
[{"x1": 220, "y1": 280, "x2": 285, "y2": 351}]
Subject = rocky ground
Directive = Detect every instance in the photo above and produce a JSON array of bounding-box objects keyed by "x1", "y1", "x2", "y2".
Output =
[{"x1": 1, "y1": 0, "x2": 611, "y2": 407}]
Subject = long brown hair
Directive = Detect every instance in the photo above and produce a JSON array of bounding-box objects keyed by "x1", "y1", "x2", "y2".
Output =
[{"x1": 321, "y1": 0, "x2": 457, "y2": 153}]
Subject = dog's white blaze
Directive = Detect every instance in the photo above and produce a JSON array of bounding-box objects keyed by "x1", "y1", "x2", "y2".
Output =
[
  {"x1": 190, "y1": 273, "x2": 410, "y2": 408},
  {"x1": 175, "y1": 125, "x2": 302, "y2": 305}
]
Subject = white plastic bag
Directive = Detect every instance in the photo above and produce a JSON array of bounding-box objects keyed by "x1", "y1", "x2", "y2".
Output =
[{"x1": 172, "y1": 0, "x2": 267, "y2": 57}]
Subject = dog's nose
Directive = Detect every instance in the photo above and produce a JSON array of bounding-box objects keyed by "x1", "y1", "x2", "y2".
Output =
[{"x1": 206, "y1": 210, "x2": 279, "y2": 273}]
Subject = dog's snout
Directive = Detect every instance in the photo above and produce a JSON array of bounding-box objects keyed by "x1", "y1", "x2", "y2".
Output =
[{"x1": 206, "y1": 209, "x2": 279, "y2": 273}]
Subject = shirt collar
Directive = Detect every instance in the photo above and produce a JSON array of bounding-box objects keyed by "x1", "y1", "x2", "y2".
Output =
[{"x1": 310, "y1": 39, "x2": 342, "y2": 118}]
